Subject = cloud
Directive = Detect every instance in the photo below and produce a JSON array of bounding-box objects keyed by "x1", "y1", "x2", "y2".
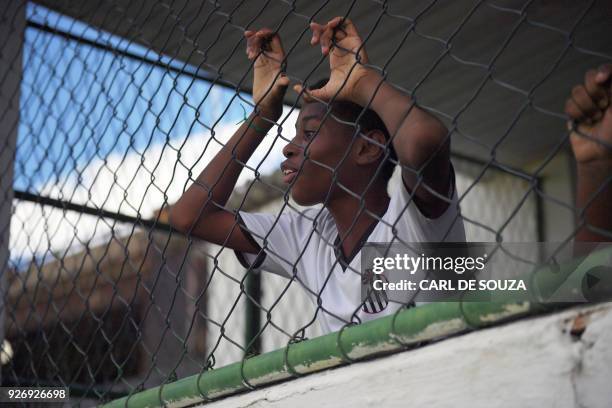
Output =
[{"x1": 10, "y1": 108, "x2": 299, "y2": 262}]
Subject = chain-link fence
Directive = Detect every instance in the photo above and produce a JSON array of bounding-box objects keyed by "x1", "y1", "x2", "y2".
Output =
[{"x1": 1, "y1": 0, "x2": 611, "y2": 405}]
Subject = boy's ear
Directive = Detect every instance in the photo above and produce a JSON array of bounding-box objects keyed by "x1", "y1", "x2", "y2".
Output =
[{"x1": 354, "y1": 129, "x2": 387, "y2": 165}]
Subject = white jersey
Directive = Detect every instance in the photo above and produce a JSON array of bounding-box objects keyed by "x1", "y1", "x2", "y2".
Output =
[{"x1": 235, "y1": 173, "x2": 466, "y2": 334}]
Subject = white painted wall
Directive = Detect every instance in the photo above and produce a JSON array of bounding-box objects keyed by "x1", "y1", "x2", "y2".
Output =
[
  {"x1": 201, "y1": 303, "x2": 612, "y2": 408},
  {"x1": 533, "y1": 151, "x2": 576, "y2": 242},
  {"x1": 453, "y1": 159, "x2": 539, "y2": 242}
]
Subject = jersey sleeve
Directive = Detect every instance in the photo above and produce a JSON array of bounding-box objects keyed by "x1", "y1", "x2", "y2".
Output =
[
  {"x1": 386, "y1": 165, "x2": 466, "y2": 243},
  {"x1": 234, "y1": 210, "x2": 310, "y2": 278}
]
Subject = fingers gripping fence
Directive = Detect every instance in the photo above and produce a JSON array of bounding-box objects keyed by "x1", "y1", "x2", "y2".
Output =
[{"x1": 1, "y1": 0, "x2": 611, "y2": 406}]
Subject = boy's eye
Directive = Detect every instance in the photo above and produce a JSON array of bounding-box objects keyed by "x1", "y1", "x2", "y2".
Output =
[{"x1": 303, "y1": 130, "x2": 317, "y2": 140}]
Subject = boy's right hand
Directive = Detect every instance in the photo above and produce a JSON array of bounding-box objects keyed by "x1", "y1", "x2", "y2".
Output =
[{"x1": 245, "y1": 29, "x2": 290, "y2": 122}]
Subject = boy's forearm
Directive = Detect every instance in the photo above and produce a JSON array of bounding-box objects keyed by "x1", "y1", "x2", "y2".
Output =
[
  {"x1": 354, "y1": 72, "x2": 448, "y2": 171},
  {"x1": 575, "y1": 159, "x2": 612, "y2": 242},
  {"x1": 170, "y1": 114, "x2": 272, "y2": 227}
]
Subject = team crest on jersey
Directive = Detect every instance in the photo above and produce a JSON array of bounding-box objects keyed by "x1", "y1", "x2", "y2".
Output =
[{"x1": 361, "y1": 267, "x2": 389, "y2": 314}]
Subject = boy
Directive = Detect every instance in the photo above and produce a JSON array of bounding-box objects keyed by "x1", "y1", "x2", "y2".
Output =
[{"x1": 169, "y1": 17, "x2": 464, "y2": 334}]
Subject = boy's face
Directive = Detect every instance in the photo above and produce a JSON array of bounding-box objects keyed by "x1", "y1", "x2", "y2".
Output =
[{"x1": 281, "y1": 102, "x2": 355, "y2": 206}]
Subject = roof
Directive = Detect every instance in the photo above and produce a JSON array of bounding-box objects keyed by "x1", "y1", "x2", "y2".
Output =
[{"x1": 33, "y1": 0, "x2": 612, "y2": 167}]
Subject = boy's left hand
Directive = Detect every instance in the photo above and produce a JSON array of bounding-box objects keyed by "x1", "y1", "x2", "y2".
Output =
[{"x1": 294, "y1": 17, "x2": 375, "y2": 105}]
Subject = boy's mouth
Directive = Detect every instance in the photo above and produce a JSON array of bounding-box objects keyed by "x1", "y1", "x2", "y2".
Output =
[
  {"x1": 281, "y1": 162, "x2": 298, "y2": 184},
  {"x1": 282, "y1": 168, "x2": 297, "y2": 184}
]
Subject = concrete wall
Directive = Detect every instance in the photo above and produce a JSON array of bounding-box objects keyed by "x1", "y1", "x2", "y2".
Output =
[{"x1": 201, "y1": 303, "x2": 612, "y2": 408}]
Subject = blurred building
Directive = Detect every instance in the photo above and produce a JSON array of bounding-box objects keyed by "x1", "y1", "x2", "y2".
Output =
[{"x1": 4, "y1": 226, "x2": 209, "y2": 396}]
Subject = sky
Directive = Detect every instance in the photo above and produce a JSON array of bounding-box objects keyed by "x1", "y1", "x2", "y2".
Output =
[{"x1": 10, "y1": 3, "x2": 298, "y2": 265}]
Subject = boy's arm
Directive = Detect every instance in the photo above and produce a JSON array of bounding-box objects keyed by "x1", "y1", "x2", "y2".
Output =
[
  {"x1": 169, "y1": 29, "x2": 289, "y2": 252},
  {"x1": 565, "y1": 64, "x2": 612, "y2": 242},
  {"x1": 356, "y1": 70, "x2": 451, "y2": 218},
  {"x1": 296, "y1": 18, "x2": 451, "y2": 218}
]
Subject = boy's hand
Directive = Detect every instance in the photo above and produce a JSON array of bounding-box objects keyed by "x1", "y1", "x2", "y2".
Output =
[
  {"x1": 294, "y1": 17, "x2": 374, "y2": 105},
  {"x1": 245, "y1": 29, "x2": 290, "y2": 121},
  {"x1": 565, "y1": 64, "x2": 612, "y2": 164}
]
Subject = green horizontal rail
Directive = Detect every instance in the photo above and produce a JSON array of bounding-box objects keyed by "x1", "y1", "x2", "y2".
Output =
[{"x1": 103, "y1": 246, "x2": 612, "y2": 408}]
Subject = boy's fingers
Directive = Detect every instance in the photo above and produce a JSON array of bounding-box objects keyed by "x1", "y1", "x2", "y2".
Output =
[
  {"x1": 293, "y1": 84, "x2": 315, "y2": 103},
  {"x1": 246, "y1": 30, "x2": 263, "y2": 50},
  {"x1": 336, "y1": 17, "x2": 359, "y2": 37},
  {"x1": 327, "y1": 16, "x2": 344, "y2": 30},
  {"x1": 585, "y1": 69, "x2": 609, "y2": 109},
  {"x1": 246, "y1": 28, "x2": 286, "y2": 59},
  {"x1": 328, "y1": 16, "x2": 349, "y2": 41},
  {"x1": 324, "y1": 17, "x2": 348, "y2": 47},
  {"x1": 277, "y1": 74, "x2": 290, "y2": 87},
  {"x1": 255, "y1": 28, "x2": 276, "y2": 51},
  {"x1": 268, "y1": 33, "x2": 285, "y2": 54},
  {"x1": 565, "y1": 98, "x2": 585, "y2": 121},
  {"x1": 311, "y1": 17, "x2": 356, "y2": 54},
  {"x1": 247, "y1": 38, "x2": 263, "y2": 59},
  {"x1": 595, "y1": 63, "x2": 612, "y2": 84},
  {"x1": 571, "y1": 85, "x2": 599, "y2": 117},
  {"x1": 310, "y1": 22, "x2": 323, "y2": 45},
  {"x1": 246, "y1": 37, "x2": 258, "y2": 59},
  {"x1": 293, "y1": 84, "x2": 308, "y2": 100},
  {"x1": 255, "y1": 28, "x2": 274, "y2": 37},
  {"x1": 293, "y1": 83, "x2": 307, "y2": 96},
  {"x1": 320, "y1": 25, "x2": 336, "y2": 55},
  {"x1": 271, "y1": 74, "x2": 290, "y2": 90}
]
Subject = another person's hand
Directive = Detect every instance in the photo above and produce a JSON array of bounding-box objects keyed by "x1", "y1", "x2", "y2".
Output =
[
  {"x1": 294, "y1": 17, "x2": 375, "y2": 105},
  {"x1": 565, "y1": 64, "x2": 612, "y2": 164},
  {"x1": 245, "y1": 29, "x2": 290, "y2": 121}
]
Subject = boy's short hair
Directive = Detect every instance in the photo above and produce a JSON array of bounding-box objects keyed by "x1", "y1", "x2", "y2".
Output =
[{"x1": 308, "y1": 78, "x2": 398, "y2": 183}]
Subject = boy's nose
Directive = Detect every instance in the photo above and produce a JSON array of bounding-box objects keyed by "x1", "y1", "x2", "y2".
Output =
[{"x1": 282, "y1": 138, "x2": 300, "y2": 158}]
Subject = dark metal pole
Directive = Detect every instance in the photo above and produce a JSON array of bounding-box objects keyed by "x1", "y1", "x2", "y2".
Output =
[{"x1": 243, "y1": 270, "x2": 261, "y2": 356}]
